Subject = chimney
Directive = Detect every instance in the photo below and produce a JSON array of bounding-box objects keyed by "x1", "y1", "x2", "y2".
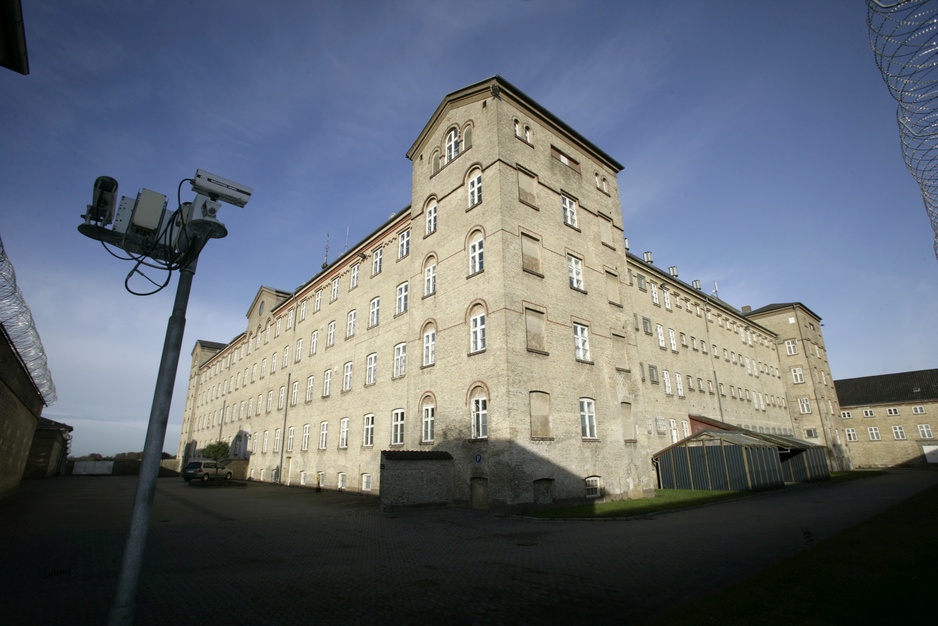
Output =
[
  {"x1": 623, "y1": 236, "x2": 629, "y2": 251},
  {"x1": 643, "y1": 251, "x2": 653, "y2": 264},
  {"x1": 692, "y1": 280, "x2": 701, "y2": 290},
  {"x1": 742, "y1": 305, "x2": 752, "y2": 314},
  {"x1": 668, "y1": 266, "x2": 678, "y2": 278}
]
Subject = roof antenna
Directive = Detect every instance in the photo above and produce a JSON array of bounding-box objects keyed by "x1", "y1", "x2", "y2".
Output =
[{"x1": 322, "y1": 233, "x2": 329, "y2": 270}]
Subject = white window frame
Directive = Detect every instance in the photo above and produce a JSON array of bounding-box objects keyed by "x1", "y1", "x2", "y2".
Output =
[
  {"x1": 398, "y1": 229, "x2": 411, "y2": 259},
  {"x1": 363, "y1": 414, "x2": 375, "y2": 446},
  {"x1": 322, "y1": 369, "x2": 331, "y2": 397},
  {"x1": 798, "y1": 397, "x2": 811, "y2": 414},
  {"x1": 310, "y1": 330, "x2": 318, "y2": 355},
  {"x1": 892, "y1": 425, "x2": 906, "y2": 440},
  {"x1": 423, "y1": 327, "x2": 436, "y2": 366},
  {"x1": 286, "y1": 426, "x2": 294, "y2": 452},
  {"x1": 426, "y1": 204, "x2": 437, "y2": 235},
  {"x1": 346, "y1": 310, "x2": 356, "y2": 337},
  {"x1": 331, "y1": 277, "x2": 339, "y2": 302},
  {"x1": 468, "y1": 170, "x2": 482, "y2": 207},
  {"x1": 327, "y1": 321, "x2": 335, "y2": 347},
  {"x1": 567, "y1": 254, "x2": 583, "y2": 290},
  {"x1": 580, "y1": 397, "x2": 597, "y2": 439},
  {"x1": 339, "y1": 418, "x2": 349, "y2": 448},
  {"x1": 391, "y1": 409, "x2": 405, "y2": 445},
  {"x1": 469, "y1": 234, "x2": 484, "y2": 274},
  {"x1": 372, "y1": 248, "x2": 383, "y2": 275},
  {"x1": 369, "y1": 297, "x2": 380, "y2": 327},
  {"x1": 562, "y1": 194, "x2": 578, "y2": 227},
  {"x1": 342, "y1": 361, "x2": 353, "y2": 392},
  {"x1": 393, "y1": 343, "x2": 406, "y2": 378},
  {"x1": 471, "y1": 394, "x2": 488, "y2": 439},
  {"x1": 319, "y1": 421, "x2": 328, "y2": 449},
  {"x1": 422, "y1": 403, "x2": 435, "y2": 443},
  {"x1": 845, "y1": 427, "x2": 857, "y2": 441},
  {"x1": 445, "y1": 128, "x2": 460, "y2": 163},
  {"x1": 918, "y1": 423, "x2": 933, "y2": 439},
  {"x1": 350, "y1": 264, "x2": 359, "y2": 289},
  {"x1": 470, "y1": 311, "x2": 486, "y2": 353},
  {"x1": 395, "y1": 282, "x2": 409, "y2": 315},
  {"x1": 868, "y1": 426, "x2": 881, "y2": 441},
  {"x1": 785, "y1": 339, "x2": 798, "y2": 355},
  {"x1": 366, "y1": 352, "x2": 377, "y2": 385},
  {"x1": 792, "y1": 368, "x2": 804, "y2": 384},
  {"x1": 574, "y1": 323, "x2": 590, "y2": 361},
  {"x1": 424, "y1": 262, "x2": 437, "y2": 296},
  {"x1": 302, "y1": 424, "x2": 310, "y2": 450}
]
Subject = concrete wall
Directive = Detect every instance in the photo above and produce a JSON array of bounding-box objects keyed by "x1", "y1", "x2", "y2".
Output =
[{"x1": 0, "y1": 329, "x2": 44, "y2": 499}]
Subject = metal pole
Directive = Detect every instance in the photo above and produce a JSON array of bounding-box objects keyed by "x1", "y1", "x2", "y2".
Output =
[{"x1": 108, "y1": 256, "x2": 199, "y2": 626}]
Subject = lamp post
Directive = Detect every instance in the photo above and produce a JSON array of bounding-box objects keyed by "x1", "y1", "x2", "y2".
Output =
[{"x1": 78, "y1": 170, "x2": 251, "y2": 626}]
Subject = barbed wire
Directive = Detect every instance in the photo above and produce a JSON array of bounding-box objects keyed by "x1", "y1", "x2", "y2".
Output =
[{"x1": 868, "y1": 0, "x2": 938, "y2": 259}]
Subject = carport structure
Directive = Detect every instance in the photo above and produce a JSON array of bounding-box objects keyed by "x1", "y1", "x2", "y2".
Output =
[{"x1": 652, "y1": 415, "x2": 830, "y2": 492}]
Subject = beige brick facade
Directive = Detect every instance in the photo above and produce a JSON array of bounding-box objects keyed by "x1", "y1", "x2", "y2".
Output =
[{"x1": 177, "y1": 77, "x2": 847, "y2": 507}]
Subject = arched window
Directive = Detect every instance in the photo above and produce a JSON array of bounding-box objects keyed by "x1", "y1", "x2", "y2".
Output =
[
  {"x1": 468, "y1": 230, "x2": 484, "y2": 275},
  {"x1": 421, "y1": 394, "x2": 436, "y2": 443},
  {"x1": 425, "y1": 198, "x2": 438, "y2": 235},
  {"x1": 423, "y1": 255, "x2": 437, "y2": 296},
  {"x1": 470, "y1": 386, "x2": 488, "y2": 439},
  {"x1": 422, "y1": 322, "x2": 436, "y2": 367},
  {"x1": 468, "y1": 168, "x2": 482, "y2": 207},
  {"x1": 469, "y1": 303, "x2": 486, "y2": 353},
  {"x1": 445, "y1": 128, "x2": 460, "y2": 163}
]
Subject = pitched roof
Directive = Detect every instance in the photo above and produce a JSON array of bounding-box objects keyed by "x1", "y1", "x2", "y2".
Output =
[
  {"x1": 745, "y1": 302, "x2": 822, "y2": 322},
  {"x1": 835, "y1": 369, "x2": 938, "y2": 407}
]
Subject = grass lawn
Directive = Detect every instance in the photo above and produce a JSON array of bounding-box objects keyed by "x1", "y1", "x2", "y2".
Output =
[{"x1": 653, "y1": 480, "x2": 938, "y2": 624}]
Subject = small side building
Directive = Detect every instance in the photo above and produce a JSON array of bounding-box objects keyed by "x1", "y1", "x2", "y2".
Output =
[{"x1": 835, "y1": 369, "x2": 938, "y2": 467}]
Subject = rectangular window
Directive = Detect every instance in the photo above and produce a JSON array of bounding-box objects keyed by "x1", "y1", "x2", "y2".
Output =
[
  {"x1": 918, "y1": 424, "x2": 933, "y2": 439},
  {"x1": 650, "y1": 283, "x2": 659, "y2": 306},
  {"x1": 291, "y1": 381, "x2": 298, "y2": 406},
  {"x1": 792, "y1": 368, "x2": 804, "y2": 384},
  {"x1": 322, "y1": 369, "x2": 331, "y2": 397},
  {"x1": 363, "y1": 414, "x2": 375, "y2": 446},
  {"x1": 798, "y1": 398, "x2": 811, "y2": 414},
  {"x1": 805, "y1": 428, "x2": 818, "y2": 439},
  {"x1": 350, "y1": 264, "x2": 359, "y2": 289},
  {"x1": 656, "y1": 324, "x2": 666, "y2": 349},
  {"x1": 346, "y1": 310, "x2": 356, "y2": 337},
  {"x1": 424, "y1": 263, "x2": 436, "y2": 296},
  {"x1": 605, "y1": 271, "x2": 620, "y2": 305},
  {"x1": 841, "y1": 411, "x2": 852, "y2": 419},
  {"x1": 887, "y1": 407, "x2": 899, "y2": 416},
  {"x1": 422, "y1": 404, "x2": 435, "y2": 442},
  {"x1": 366, "y1": 352, "x2": 377, "y2": 385},
  {"x1": 337, "y1": 473, "x2": 346, "y2": 490},
  {"x1": 675, "y1": 373, "x2": 685, "y2": 398},
  {"x1": 372, "y1": 248, "x2": 383, "y2": 275},
  {"x1": 892, "y1": 425, "x2": 906, "y2": 440},
  {"x1": 319, "y1": 421, "x2": 328, "y2": 449},
  {"x1": 361, "y1": 473, "x2": 373, "y2": 491},
  {"x1": 642, "y1": 317, "x2": 652, "y2": 335},
  {"x1": 468, "y1": 171, "x2": 482, "y2": 207},
  {"x1": 310, "y1": 331, "x2": 318, "y2": 355},
  {"x1": 785, "y1": 339, "x2": 798, "y2": 355},
  {"x1": 283, "y1": 347, "x2": 289, "y2": 367},
  {"x1": 426, "y1": 204, "x2": 437, "y2": 235},
  {"x1": 391, "y1": 409, "x2": 405, "y2": 445},
  {"x1": 574, "y1": 323, "x2": 591, "y2": 361},
  {"x1": 521, "y1": 233, "x2": 543, "y2": 275},
  {"x1": 331, "y1": 277, "x2": 339, "y2": 302},
  {"x1": 472, "y1": 397, "x2": 488, "y2": 439},
  {"x1": 396, "y1": 282, "x2": 409, "y2": 315},
  {"x1": 585, "y1": 477, "x2": 600, "y2": 498},
  {"x1": 339, "y1": 418, "x2": 349, "y2": 448},
  {"x1": 469, "y1": 236, "x2": 484, "y2": 274},
  {"x1": 648, "y1": 365, "x2": 659, "y2": 384},
  {"x1": 302, "y1": 424, "x2": 310, "y2": 450},
  {"x1": 525, "y1": 308, "x2": 547, "y2": 353},
  {"x1": 863, "y1": 409, "x2": 875, "y2": 418},
  {"x1": 262, "y1": 430, "x2": 269, "y2": 453},
  {"x1": 394, "y1": 343, "x2": 407, "y2": 378},
  {"x1": 668, "y1": 328, "x2": 677, "y2": 351},
  {"x1": 278, "y1": 386, "x2": 285, "y2": 410},
  {"x1": 567, "y1": 254, "x2": 584, "y2": 290},
  {"x1": 300, "y1": 300, "x2": 307, "y2": 321},
  {"x1": 562, "y1": 194, "x2": 578, "y2": 227},
  {"x1": 287, "y1": 426, "x2": 295, "y2": 453},
  {"x1": 398, "y1": 229, "x2": 411, "y2": 259},
  {"x1": 580, "y1": 398, "x2": 597, "y2": 439},
  {"x1": 314, "y1": 290, "x2": 322, "y2": 312},
  {"x1": 518, "y1": 168, "x2": 537, "y2": 205},
  {"x1": 845, "y1": 427, "x2": 857, "y2": 441},
  {"x1": 868, "y1": 426, "x2": 881, "y2": 441},
  {"x1": 295, "y1": 339, "x2": 303, "y2": 362},
  {"x1": 912, "y1": 405, "x2": 926, "y2": 415},
  {"x1": 327, "y1": 321, "x2": 335, "y2": 347}
]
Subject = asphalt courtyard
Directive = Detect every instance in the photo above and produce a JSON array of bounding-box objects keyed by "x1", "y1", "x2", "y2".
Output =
[{"x1": 1, "y1": 469, "x2": 935, "y2": 625}]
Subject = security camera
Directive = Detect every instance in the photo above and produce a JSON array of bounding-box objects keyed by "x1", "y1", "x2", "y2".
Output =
[
  {"x1": 191, "y1": 169, "x2": 252, "y2": 208},
  {"x1": 83, "y1": 176, "x2": 119, "y2": 225}
]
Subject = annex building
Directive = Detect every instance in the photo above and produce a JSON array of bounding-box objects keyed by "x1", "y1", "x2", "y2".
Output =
[
  {"x1": 835, "y1": 369, "x2": 938, "y2": 467},
  {"x1": 177, "y1": 77, "x2": 845, "y2": 510}
]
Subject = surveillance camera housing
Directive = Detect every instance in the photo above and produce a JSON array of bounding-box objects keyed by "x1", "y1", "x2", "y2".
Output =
[
  {"x1": 191, "y1": 169, "x2": 252, "y2": 208},
  {"x1": 83, "y1": 176, "x2": 119, "y2": 225}
]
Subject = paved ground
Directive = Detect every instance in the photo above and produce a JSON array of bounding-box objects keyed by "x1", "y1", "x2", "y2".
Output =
[{"x1": 1, "y1": 469, "x2": 936, "y2": 625}]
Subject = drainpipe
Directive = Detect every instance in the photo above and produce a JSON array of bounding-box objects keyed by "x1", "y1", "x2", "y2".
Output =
[{"x1": 278, "y1": 372, "x2": 291, "y2": 484}]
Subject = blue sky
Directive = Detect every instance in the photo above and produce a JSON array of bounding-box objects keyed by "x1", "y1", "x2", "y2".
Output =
[{"x1": 2, "y1": 0, "x2": 935, "y2": 457}]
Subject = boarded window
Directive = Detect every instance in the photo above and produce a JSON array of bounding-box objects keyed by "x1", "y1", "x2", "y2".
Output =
[
  {"x1": 521, "y1": 233, "x2": 542, "y2": 275},
  {"x1": 525, "y1": 308, "x2": 547, "y2": 353},
  {"x1": 605, "y1": 271, "x2": 621, "y2": 305},
  {"x1": 599, "y1": 216, "x2": 614, "y2": 248},
  {"x1": 518, "y1": 168, "x2": 537, "y2": 206},
  {"x1": 530, "y1": 391, "x2": 551, "y2": 438}
]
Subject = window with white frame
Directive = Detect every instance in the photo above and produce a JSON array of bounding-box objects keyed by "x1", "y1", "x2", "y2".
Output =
[
  {"x1": 366, "y1": 352, "x2": 377, "y2": 385},
  {"x1": 346, "y1": 310, "x2": 356, "y2": 338},
  {"x1": 918, "y1": 423, "x2": 933, "y2": 439},
  {"x1": 668, "y1": 328, "x2": 677, "y2": 351},
  {"x1": 262, "y1": 430, "x2": 269, "y2": 453},
  {"x1": 278, "y1": 386, "x2": 285, "y2": 410},
  {"x1": 369, "y1": 297, "x2": 380, "y2": 327},
  {"x1": 339, "y1": 418, "x2": 349, "y2": 448},
  {"x1": 393, "y1": 343, "x2": 406, "y2": 378},
  {"x1": 469, "y1": 232, "x2": 484, "y2": 274},
  {"x1": 270, "y1": 353, "x2": 277, "y2": 374},
  {"x1": 337, "y1": 472, "x2": 346, "y2": 490},
  {"x1": 299, "y1": 300, "x2": 307, "y2": 321},
  {"x1": 349, "y1": 263, "x2": 359, "y2": 290},
  {"x1": 798, "y1": 397, "x2": 811, "y2": 414},
  {"x1": 792, "y1": 367, "x2": 804, "y2": 384},
  {"x1": 423, "y1": 326, "x2": 436, "y2": 366},
  {"x1": 863, "y1": 409, "x2": 875, "y2": 418},
  {"x1": 302, "y1": 424, "x2": 310, "y2": 450},
  {"x1": 398, "y1": 229, "x2": 410, "y2": 259},
  {"x1": 424, "y1": 259, "x2": 437, "y2": 296},
  {"x1": 342, "y1": 362, "x2": 353, "y2": 391},
  {"x1": 662, "y1": 370, "x2": 672, "y2": 395},
  {"x1": 319, "y1": 421, "x2": 328, "y2": 449},
  {"x1": 887, "y1": 407, "x2": 899, "y2": 416},
  {"x1": 310, "y1": 330, "x2": 318, "y2": 355},
  {"x1": 445, "y1": 128, "x2": 460, "y2": 162},
  {"x1": 287, "y1": 426, "x2": 295, "y2": 452},
  {"x1": 331, "y1": 277, "x2": 339, "y2": 302},
  {"x1": 471, "y1": 388, "x2": 488, "y2": 439},
  {"x1": 426, "y1": 203, "x2": 437, "y2": 235},
  {"x1": 283, "y1": 347, "x2": 290, "y2": 368},
  {"x1": 574, "y1": 323, "x2": 590, "y2": 361},
  {"x1": 567, "y1": 254, "x2": 584, "y2": 290},
  {"x1": 314, "y1": 290, "x2": 322, "y2": 312},
  {"x1": 327, "y1": 321, "x2": 335, "y2": 347},
  {"x1": 562, "y1": 194, "x2": 578, "y2": 227},
  {"x1": 785, "y1": 339, "x2": 798, "y2": 355},
  {"x1": 892, "y1": 425, "x2": 906, "y2": 440},
  {"x1": 396, "y1": 282, "x2": 409, "y2": 315},
  {"x1": 650, "y1": 283, "x2": 659, "y2": 306},
  {"x1": 468, "y1": 169, "x2": 483, "y2": 207},
  {"x1": 868, "y1": 426, "x2": 881, "y2": 441},
  {"x1": 580, "y1": 397, "x2": 597, "y2": 439},
  {"x1": 322, "y1": 369, "x2": 331, "y2": 397},
  {"x1": 422, "y1": 401, "x2": 435, "y2": 442},
  {"x1": 681, "y1": 419, "x2": 690, "y2": 438},
  {"x1": 845, "y1": 427, "x2": 857, "y2": 441},
  {"x1": 841, "y1": 410, "x2": 852, "y2": 419},
  {"x1": 663, "y1": 289, "x2": 672, "y2": 310},
  {"x1": 675, "y1": 373, "x2": 685, "y2": 397},
  {"x1": 391, "y1": 409, "x2": 405, "y2": 445},
  {"x1": 291, "y1": 381, "x2": 298, "y2": 406},
  {"x1": 266, "y1": 390, "x2": 273, "y2": 412},
  {"x1": 305, "y1": 375, "x2": 314, "y2": 402},
  {"x1": 363, "y1": 414, "x2": 375, "y2": 446},
  {"x1": 912, "y1": 405, "x2": 926, "y2": 415},
  {"x1": 656, "y1": 324, "x2": 666, "y2": 349},
  {"x1": 805, "y1": 428, "x2": 818, "y2": 439},
  {"x1": 372, "y1": 248, "x2": 383, "y2": 275},
  {"x1": 585, "y1": 476, "x2": 601, "y2": 498},
  {"x1": 470, "y1": 306, "x2": 486, "y2": 353},
  {"x1": 361, "y1": 473, "x2": 373, "y2": 491}
]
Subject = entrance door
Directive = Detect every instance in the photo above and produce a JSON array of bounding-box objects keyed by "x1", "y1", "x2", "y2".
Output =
[{"x1": 470, "y1": 477, "x2": 489, "y2": 510}]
